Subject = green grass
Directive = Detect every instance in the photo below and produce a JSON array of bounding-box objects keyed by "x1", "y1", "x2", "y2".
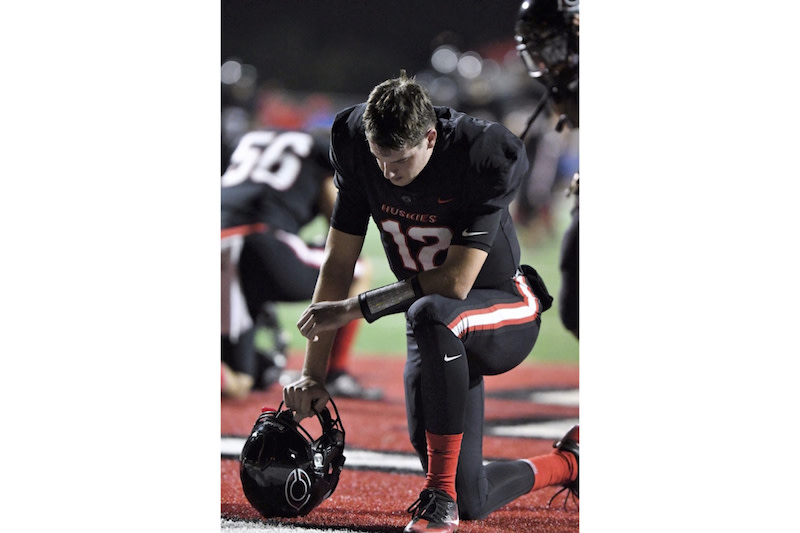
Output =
[{"x1": 261, "y1": 197, "x2": 578, "y2": 366}]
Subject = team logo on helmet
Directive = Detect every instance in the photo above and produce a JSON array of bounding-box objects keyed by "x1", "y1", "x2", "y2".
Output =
[{"x1": 285, "y1": 468, "x2": 313, "y2": 511}]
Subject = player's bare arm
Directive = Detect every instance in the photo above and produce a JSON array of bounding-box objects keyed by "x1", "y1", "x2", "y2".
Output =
[
  {"x1": 296, "y1": 228, "x2": 365, "y2": 340},
  {"x1": 416, "y1": 244, "x2": 487, "y2": 300},
  {"x1": 317, "y1": 176, "x2": 338, "y2": 222},
  {"x1": 285, "y1": 228, "x2": 365, "y2": 419},
  {"x1": 318, "y1": 242, "x2": 490, "y2": 334}
]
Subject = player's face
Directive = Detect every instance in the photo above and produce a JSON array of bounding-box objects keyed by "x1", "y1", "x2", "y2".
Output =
[{"x1": 368, "y1": 129, "x2": 436, "y2": 187}]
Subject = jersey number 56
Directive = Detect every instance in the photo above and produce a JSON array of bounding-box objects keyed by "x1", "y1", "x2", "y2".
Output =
[{"x1": 222, "y1": 131, "x2": 313, "y2": 190}]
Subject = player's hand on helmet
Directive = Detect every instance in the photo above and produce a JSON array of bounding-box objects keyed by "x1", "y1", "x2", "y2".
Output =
[
  {"x1": 283, "y1": 375, "x2": 330, "y2": 421},
  {"x1": 297, "y1": 298, "x2": 360, "y2": 341}
]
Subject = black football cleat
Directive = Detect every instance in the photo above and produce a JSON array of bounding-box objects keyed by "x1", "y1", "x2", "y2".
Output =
[
  {"x1": 404, "y1": 488, "x2": 459, "y2": 533},
  {"x1": 549, "y1": 424, "x2": 579, "y2": 508}
]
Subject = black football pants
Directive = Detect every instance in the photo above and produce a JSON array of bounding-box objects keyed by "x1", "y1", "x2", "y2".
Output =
[
  {"x1": 223, "y1": 230, "x2": 322, "y2": 376},
  {"x1": 238, "y1": 230, "x2": 323, "y2": 317},
  {"x1": 403, "y1": 272, "x2": 542, "y2": 520}
]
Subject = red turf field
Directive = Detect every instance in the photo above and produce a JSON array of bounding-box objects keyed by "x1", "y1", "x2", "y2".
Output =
[{"x1": 221, "y1": 356, "x2": 579, "y2": 532}]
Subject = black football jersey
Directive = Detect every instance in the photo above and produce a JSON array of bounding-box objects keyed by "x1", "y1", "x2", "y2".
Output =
[
  {"x1": 330, "y1": 105, "x2": 529, "y2": 289},
  {"x1": 221, "y1": 129, "x2": 333, "y2": 233}
]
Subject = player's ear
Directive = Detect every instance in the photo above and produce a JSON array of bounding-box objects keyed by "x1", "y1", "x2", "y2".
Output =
[{"x1": 425, "y1": 128, "x2": 437, "y2": 148}]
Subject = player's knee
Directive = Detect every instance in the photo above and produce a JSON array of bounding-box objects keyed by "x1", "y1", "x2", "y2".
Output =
[
  {"x1": 456, "y1": 495, "x2": 486, "y2": 521},
  {"x1": 406, "y1": 295, "x2": 448, "y2": 329}
]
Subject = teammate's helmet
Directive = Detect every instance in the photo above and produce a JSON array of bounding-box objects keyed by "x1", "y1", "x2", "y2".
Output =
[
  {"x1": 515, "y1": 0, "x2": 579, "y2": 106},
  {"x1": 239, "y1": 401, "x2": 346, "y2": 518}
]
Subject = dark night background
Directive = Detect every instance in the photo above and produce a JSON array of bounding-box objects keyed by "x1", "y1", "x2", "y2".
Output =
[
  {"x1": 221, "y1": 0, "x2": 526, "y2": 95},
  {"x1": 220, "y1": 0, "x2": 546, "y2": 172}
]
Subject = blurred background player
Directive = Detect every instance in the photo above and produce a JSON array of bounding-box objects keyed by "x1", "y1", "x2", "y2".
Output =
[
  {"x1": 221, "y1": 127, "x2": 382, "y2": 400},
  {"x1": 511, "y1": 93, "x2": 575, "y2": 244},
  {"x1": 515, "y1": 0, "x2": 580, "y2": 338}
]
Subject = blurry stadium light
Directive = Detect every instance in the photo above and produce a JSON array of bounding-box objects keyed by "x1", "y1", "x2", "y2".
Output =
[
  {"x1": 221, "y1": 60, "x2": 242, "y2": 85},
  {"x1": 457, "y1": 51, "x2": 483, "y2": 79},
  {"x1": 428, "y1": 76, "x2": 460, "y2": 106},
  {"x1": 431, "y1": 45, "x2": 459, "y2": 74},
  {"x1": 480, "y1": 58, "x2": 501, "y2": 80},
  {"x1": 237, "y1": 64, "x2": 258, "y2": 90}
]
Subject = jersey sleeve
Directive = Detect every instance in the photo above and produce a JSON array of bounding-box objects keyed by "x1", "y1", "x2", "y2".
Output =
[
  {"x1": 450, "y1": 123, "x2": 529, "y2": 252},
  {"x1": 328, "y1": 106, "x2": 372, "y2": 237}
]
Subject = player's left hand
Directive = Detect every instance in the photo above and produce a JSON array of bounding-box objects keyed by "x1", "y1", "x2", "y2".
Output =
[
  {"x1": 283, "y1": 375, "x2": 330, "y2": 421},
  {"x1": 297, "y1": 298, "x2": 361, "y2": 341}
]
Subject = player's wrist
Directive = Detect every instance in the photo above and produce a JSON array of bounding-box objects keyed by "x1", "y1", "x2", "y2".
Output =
[{"x1": 357, "y1": 276, "x2": 424, "y2": 323}]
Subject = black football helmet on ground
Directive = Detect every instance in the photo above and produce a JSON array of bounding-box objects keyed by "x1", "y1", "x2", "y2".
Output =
[
  {"x1": 515, "y1": 0, "x2": 579, "y2": 131},
  {"x1": 239, "y1": 401, "x2": 346, "y2": 518}
]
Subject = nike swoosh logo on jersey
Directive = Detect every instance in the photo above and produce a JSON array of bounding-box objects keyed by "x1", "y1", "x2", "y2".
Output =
[
  {"x1": 437, "y1": 197, "x2": 456, "y2": 204},
  {"x1": 461, "y1": 230, "x2": 488, "y2": 237},
  {"x1": 443, "y1": 353, "x2": 463, "y2": 362}
]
